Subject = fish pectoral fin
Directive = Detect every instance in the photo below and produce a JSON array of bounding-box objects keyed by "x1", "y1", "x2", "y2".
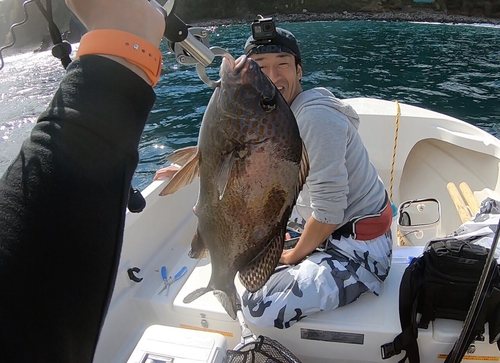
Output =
[
  {"x1": 213, "y1": 290, "x2": 239, "y2": 320},
  {"x1": 297, "y1": 141, "x2": 310, "y2": 196},
  {"x1": 239, "y1": 233, "x2": 284, "y2": 293},
  {"x1": 159, "y1": 151, "x2": 200, "y2": 196},
  {"x1": 189, "y1": 230, "x2": 208, "y2": 259},
  {"x1": 183, "y1": 286, "x2": 212, "y2": 304},
  {"x1": 216, "y1": 151, "x2": 237, "y2": 200},
  {"x1": 167, "y1": 146, "x2": 198, "y2": 167}
]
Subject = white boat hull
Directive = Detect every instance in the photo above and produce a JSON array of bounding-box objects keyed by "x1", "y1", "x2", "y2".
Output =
[{"x1": 94, "y1": 98, "x2": 500, "y2": 363}]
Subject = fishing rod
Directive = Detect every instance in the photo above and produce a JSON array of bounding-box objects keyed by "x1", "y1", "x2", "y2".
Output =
[{"x1": 444, "y1": 218, "x2": 500, "y2": 363}]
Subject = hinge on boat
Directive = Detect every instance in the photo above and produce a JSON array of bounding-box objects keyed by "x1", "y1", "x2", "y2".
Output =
[{"x1": 200, "y1": 313, "x2": 209, "y2": 328}]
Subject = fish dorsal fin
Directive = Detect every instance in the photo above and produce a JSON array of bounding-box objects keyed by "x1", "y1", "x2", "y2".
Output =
[
  {"x1": 216, "y1": 151, "x2": 237, "y2": 200},
  {"x1": 159, "y1": 151, "x2": 200, "y2": 196},
  {"x1": 297, "y1": 141, "x2": 310, "y2": 196},
  {"x1": 238, "y1": 233, "x2": 284, "y2": 292},
  {"x1": 167, "y1": 146, "x2": 198, "y2": 167},
  {"x1": 189, "y1": 230, "x2": 208, "y2": 259}
]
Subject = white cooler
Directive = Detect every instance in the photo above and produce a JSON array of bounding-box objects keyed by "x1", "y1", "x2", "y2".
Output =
[{"x1": 127, "y1": 325, "x2": 227, "y2": 363}]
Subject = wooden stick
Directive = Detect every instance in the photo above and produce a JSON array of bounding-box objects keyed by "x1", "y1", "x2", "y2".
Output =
[
  {"x1": 447, "y1": 182, "x2": 472, "y2": 223},
  {"x1": 459, "y1": 182, "x2": 480, "y2": 216}
]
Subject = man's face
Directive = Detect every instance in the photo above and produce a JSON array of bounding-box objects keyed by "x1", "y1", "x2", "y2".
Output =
[{"x1": 249, "y1": 52, "x2": 303, "y2": 105}]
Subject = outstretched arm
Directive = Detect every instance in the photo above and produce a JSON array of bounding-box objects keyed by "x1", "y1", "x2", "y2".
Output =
[{"x1": 0, "y1": 1, "x2": 167, "y2": 362}]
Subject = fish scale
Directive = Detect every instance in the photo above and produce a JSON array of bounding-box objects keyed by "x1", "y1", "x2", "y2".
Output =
[{"x1": 160, "y1": 54, "x2": 309, "y2": 319}]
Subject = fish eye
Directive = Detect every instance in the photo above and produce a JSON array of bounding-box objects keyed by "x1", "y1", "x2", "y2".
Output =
[{"x1": 260, "y1": 94, "x2": 276, "y2": 113}]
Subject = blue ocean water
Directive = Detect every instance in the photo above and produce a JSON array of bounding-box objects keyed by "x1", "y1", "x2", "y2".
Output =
[{"x1": 1, "y1": 21, "x2": 499, "y2": 190}]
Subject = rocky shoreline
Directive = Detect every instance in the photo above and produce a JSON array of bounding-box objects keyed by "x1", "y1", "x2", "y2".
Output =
[
  {"x1": 3, "y1": 9, "x2": 498, "y2": 56},
  {"x1": 192, "y1": 10, "x2": 500, "y2": 27}
]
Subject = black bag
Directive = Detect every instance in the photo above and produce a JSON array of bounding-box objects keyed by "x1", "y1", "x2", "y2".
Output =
[{"x1": 381, "y1": 238, "x2": 500, "y2": 363}]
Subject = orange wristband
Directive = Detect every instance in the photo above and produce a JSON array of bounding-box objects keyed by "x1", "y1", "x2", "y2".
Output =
[{"x1": 77, "y1": 29, "x2": 162, "y2": 87}]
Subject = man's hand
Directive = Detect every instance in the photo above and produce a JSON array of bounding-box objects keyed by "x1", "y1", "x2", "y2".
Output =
[
  {"x1": 279, "y1": 248, "x2": 300, "y2": 265},
  {"x1": 66, "y1": 0, "x2": 165, "y2": 85},
  {"x1": 279, "y1": 233, "x2": 301, "y2": 265},
  {"x1": 65, "y1": 0, "x2": 165, "y2": 46},
  {"x1": 279, "y1": 217, "x2": 338, "y2": 265}
]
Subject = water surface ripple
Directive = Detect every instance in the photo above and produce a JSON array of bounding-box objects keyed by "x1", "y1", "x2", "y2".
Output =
[{"x1": 0, "y1": 21, "x2": 499, "y2": 190}]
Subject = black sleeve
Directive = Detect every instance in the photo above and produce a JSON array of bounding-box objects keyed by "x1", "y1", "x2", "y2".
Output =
[{"x1": 0, "y1": 55, "x2": 156, "y2": 362}]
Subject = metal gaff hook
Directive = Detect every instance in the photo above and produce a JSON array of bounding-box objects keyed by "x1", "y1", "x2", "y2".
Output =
[
  {"x1": 195, "y1": 47, "x2": 232, "y2": 88},
  {"x1": 150, "y1": 0, "x2": 233, "y2": 88}
]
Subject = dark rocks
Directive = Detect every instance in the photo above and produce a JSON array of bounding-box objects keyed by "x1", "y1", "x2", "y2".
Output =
[{"x1": 192, "y1": 9, "x2": 500, "y2": 27}]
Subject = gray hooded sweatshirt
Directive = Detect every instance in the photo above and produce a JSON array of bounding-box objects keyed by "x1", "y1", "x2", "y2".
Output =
[{"x1": 290, "y1": 87, "x2": 387, "y2": 227}]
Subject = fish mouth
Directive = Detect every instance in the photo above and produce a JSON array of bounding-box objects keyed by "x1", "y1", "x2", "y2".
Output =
[
  {"x1": 221, "y1": 55, "x2": 254, "y2": 82},
  {"x1": 234, "y1": 55, "x2": 248, "y2": 74},
  {"x1": 221, "y1": 54, "x2": 246, "y2": 72}
]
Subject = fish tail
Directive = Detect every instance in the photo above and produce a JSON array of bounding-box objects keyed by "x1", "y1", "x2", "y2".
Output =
[
  {"x1": 213, "y1": 289, "x2": 239, "y2": 320},
  {"x1": 183, "y1": 286, "x2": 239, "y2": 320}
]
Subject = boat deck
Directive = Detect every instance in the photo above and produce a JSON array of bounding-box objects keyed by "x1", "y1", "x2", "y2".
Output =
[
  {"x1": 143, "y1": 243, "x2": 499, "y2": 363},
  {"x1": 100, "y1": 98, "x2": 500, "y2": 363}
]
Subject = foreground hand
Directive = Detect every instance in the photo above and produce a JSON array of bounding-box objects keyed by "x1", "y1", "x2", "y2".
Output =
[
  {"x1": 154, "y1": 165, "x2": 180, "y2": 181},
  {"x1": 65, "y1": 0, "x2": 164, "y2": 47}
]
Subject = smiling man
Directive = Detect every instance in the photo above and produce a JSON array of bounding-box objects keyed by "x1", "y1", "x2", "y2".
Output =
[
  {"x1": 241, "y1": 21, "x2": 394, "y2": 329},
  {"x1": 244, "y1": 35, "x2": 303, "y2": 105}
]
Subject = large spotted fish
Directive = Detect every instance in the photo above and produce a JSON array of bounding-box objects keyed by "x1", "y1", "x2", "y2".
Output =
[{"x1": 160, "y1": 54, "x2": 309, "y2": 319}]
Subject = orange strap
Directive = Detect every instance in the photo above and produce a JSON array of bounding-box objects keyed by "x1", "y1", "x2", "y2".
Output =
[{"x1": 77, "y1": 29, "x2": 162, "y2": 87}]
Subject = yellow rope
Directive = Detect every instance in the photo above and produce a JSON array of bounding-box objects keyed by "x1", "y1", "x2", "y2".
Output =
[
  {"x1": 391, "y1": 101, "x2": 406, "y2": 246},
  {"x1": 390, "y1": 100, "x2": 400, "y2": 203}
]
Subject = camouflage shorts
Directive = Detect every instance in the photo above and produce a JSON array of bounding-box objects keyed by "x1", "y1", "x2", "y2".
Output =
[{"x1": 240, "y1": 226, "x2": 393, "y2": 329}]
